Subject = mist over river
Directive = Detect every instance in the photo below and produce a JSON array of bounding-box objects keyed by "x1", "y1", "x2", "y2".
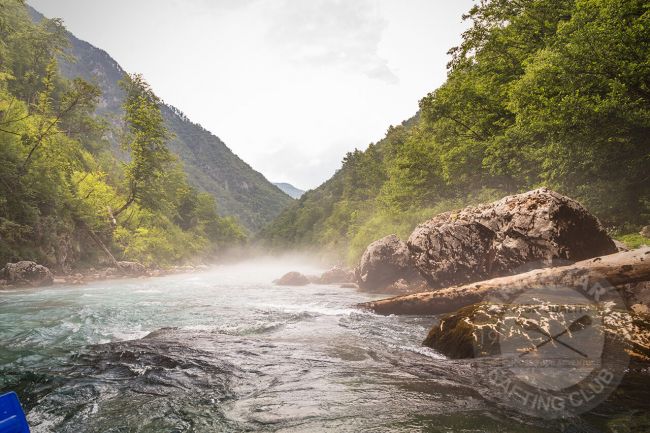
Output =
[{"x1": 1, "y1": 258, "x2": 648, "y2": 432}]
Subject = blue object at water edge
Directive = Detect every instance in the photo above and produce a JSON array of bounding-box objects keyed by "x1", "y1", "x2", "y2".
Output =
[{"x1": 0, "y1": 392, "x2": 29, "y2": 433}]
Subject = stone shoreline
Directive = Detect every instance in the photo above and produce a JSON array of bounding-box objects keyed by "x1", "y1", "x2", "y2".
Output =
[{"x1": 0, "y1": 262, "x2": 211, "y2": 289}]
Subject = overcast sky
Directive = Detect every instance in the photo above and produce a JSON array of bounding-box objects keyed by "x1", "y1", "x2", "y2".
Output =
[{"x1": 29, "y1": 0, "x2": 473, "y2": 190}]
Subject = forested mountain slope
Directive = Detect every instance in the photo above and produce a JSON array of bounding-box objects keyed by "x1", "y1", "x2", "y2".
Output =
[
  {"x1": 1, "y1": 0, "x2": 248, "y2": 269},
  {"x1": 29, "y1": 7, "x2": 293, "y2": 231},
  {"x1": 261, "y1": 0, "x2": 650, "y2": 263}
]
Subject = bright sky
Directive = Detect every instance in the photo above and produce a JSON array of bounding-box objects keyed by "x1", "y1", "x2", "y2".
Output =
[{"x1": 29, "y1": 0, "x2": 473, "y2": 190}]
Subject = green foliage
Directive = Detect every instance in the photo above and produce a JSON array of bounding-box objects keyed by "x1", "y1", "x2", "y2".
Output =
[
  {"x1": 160, "y1": 104, "x2": 293, "y2": 232},
  {"x1": 56, "y1": 20, "x2": 294, "y2": 232},
  {"x1": 113, "y1": 224, "x2": 204, "y2": 267},
  {"x1": 0, "y1": 0, "x2": 246, "y2": 270},
  {"x1": 115, "y1": 74, "x2": 173, "y2": 216},
  {"x1": 261, "y1": 0, "x2": 649, "y2": 263},
  {"x1": 616, "y1": 234, "x2": 650, "y2": 249}
]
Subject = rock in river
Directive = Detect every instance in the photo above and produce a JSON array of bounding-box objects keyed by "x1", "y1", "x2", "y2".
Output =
[
  {"x1": 423, "y1": 303, "x2": 650, "y2": 363},
  {"x1": 1, "y1": 261, "x2": 54, "y2": 287},
  {"x1": 274, "y1": 271, "x2": 310, "y2": 286},
  {"x1": 408, "y1": 188, "x2": 616, "y2": 288},
  {"x1": 315, "y1": 266, "x2": 355, "y2": 284},
  {"x1": 355, "y1": 234, "x2": 424, "y2": 292}
]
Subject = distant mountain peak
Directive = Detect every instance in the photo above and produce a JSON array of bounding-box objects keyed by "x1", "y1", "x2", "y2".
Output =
[{"x1": 273, "y1": 183, "x2": 305, "y2": 199}]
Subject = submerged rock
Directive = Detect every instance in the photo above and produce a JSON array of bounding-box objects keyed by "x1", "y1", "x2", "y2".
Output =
[
  {"x1": 274, "y1": 271, "x2": 310, "y2": 286},
  {"x1": 355, "y1": 234, "x2": 424, "y2": 292},
  {"x1": 408, "y1": 188, "x2": 616, "y2": 288},
  {"x1": 1, "y1": 261, "x2": 54, "y2": 287}
]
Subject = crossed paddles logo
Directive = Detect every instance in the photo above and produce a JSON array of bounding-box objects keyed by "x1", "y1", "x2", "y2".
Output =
[
  {"x1": 476, "y1": 269, "x2": 630, "y2": 420},
  {"x1": 518, "y1": 314, "x2": 594, "y2": 359},
  {"x1": 517, "y1": 313, "x2": 592, "y2": 359}
]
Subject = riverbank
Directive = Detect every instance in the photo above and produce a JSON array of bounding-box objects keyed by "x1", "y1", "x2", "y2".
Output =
[
  {"x1": 51, "y1": 263, "x2": 213, "y2": 286},
  {"x1": 0, "y1": 261, "x2": 213, "y2": 289}
]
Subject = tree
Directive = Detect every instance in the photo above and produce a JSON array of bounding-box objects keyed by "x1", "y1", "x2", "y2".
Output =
[
  {"x1": 113, "y1": 73, "x2": 173, "y2": 217},
  {"x1": 507, "y1": 0, "x2": 650, "y2": 223},
  {"x1": 19, "y1": 59, "x2": 101, "y2": 173},
  {"x1": 261, "y1": 0, "x2": 649, "y2": 262}
]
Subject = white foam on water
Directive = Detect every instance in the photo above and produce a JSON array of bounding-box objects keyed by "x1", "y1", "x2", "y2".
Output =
[
  {"x1": 181, "y1": 319, "x2": 289, "y2": 335},
  {"x1": 263, "y1": 303, "x2": 362, "y2": 317},
  {"x1": 27, "y1": 411, "x2": 65, "y2": 433},
  {"x1": 404, "y1": 345, "x2": 447, "y2": 360},
  {"x1": 132, "y1": 289, "x2": 162, "y2": 294},
  {"x1": 108, "y1": 328, "x2": 150, "y2": 342}
]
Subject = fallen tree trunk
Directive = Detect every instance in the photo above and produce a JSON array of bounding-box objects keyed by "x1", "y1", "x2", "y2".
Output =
[
  {"x1": 359, "y1": 247, "x2": 650, "y2": 316},
  {"x1": 77, "y1": 220, "x2": 119, "y2": 268}
]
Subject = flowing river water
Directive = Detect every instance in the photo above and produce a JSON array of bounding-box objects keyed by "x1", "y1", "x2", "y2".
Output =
[{"x1": 0, "y1": 258, "x2": 648, "y2": 432}]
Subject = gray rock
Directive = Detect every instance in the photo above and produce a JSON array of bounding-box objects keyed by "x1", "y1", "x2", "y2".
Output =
[
  {"x1": 408, "y1": 188, "x2": 617, "y2": 288},
  {"x1": 117, "y1": 261, "x2": 146, "y2": 276},
  {"x1": 274, "y1": 271, "x2": 310, "y2": 286},
  {"x1": 640, "y1": 226, "x2": 650, "y2": 238},
  {"x1": 355, "y1": 234, "x2": 424, "y2": 292},
  {"x1": 2, "y1": 261, "x2": 54, "y2": 287}
]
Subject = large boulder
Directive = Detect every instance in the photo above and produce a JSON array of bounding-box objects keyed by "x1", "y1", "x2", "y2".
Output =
[
  {"x1": 315, "y1": 266, "x2": 355, "y2": 284},
  {"x1": 274, "y1": 271, "x2": 310, "y2": 286},
  {"x1": 2, "y1": 261, "x2": 54, "y2": 287},
  {"x1": 408, "y1": 188, "x2": 616, "y2": 288},
  {"x1": 423, "y1": 303, "x2": 650, "y2": 363},
  {"x1": 355, "y1": 234, "x2": 424, "y2": 292},
  {"x1": 382, "y1": 278, "x2": 430, "y2": 295}
]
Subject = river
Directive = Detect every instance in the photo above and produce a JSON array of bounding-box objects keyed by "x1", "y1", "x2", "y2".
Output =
[{"x1": 0, "y1": 258, "x2": 647, "y2": 432}]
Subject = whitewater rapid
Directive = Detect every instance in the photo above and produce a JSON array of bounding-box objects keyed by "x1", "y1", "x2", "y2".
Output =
[{"x1": 0, "y1": 258, "x2": 646, "y2": 432}]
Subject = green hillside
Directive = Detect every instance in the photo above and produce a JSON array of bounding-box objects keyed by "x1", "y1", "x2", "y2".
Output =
[
  {"x1": 0, "y1": 0, "x2": 246, "y2": 269},
  {"x1": 260, "y1": 0, "x2": 650, "y2": 263},
  {"x1": 29, "y1": 6, "x2": 293, "y2": 232}
]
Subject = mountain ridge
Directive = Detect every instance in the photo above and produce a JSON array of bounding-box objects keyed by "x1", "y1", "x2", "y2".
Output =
[
  {"x1": 273, "y1": 183, "x2": 305, "y2": 199},
  {"x1": 28, "y1": 6, "x2": 293, "y2": 232}
]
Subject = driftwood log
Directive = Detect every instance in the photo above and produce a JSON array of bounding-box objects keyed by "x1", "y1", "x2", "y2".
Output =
[{"x1": 359, "y1": 247, "x2": 650, "y2": 316}]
